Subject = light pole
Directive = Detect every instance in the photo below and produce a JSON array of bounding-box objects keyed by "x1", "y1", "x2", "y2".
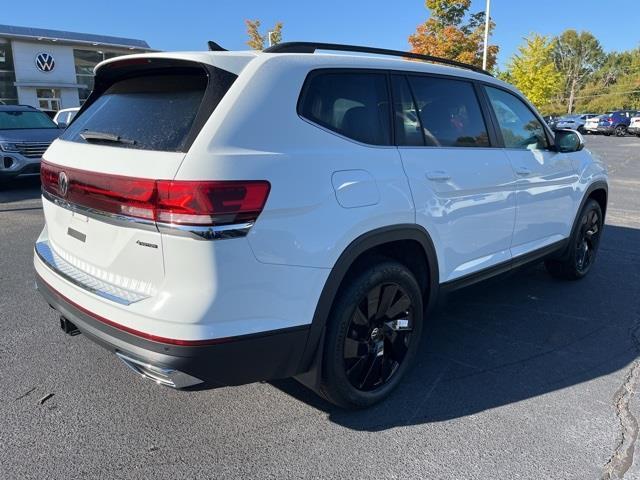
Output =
[
  {"x1": 268, "y1": 31, "x2": 274, "y2": 47},
  {"x1": 482, "y1": 0, "x2": 491, "y2": 71}
]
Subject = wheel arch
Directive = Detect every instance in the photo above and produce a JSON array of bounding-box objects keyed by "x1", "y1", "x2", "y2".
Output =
[
  {"x1": 297, "y1": 224, "x2": 440, "y2": 375},
  {"x1": 567, "y1": 181, "x2": 608, "y2": 249}
]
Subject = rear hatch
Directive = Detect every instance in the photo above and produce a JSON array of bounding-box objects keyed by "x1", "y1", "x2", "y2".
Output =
[{"x1": 39, "y1": 56, "x2": 239, "y2": 304}]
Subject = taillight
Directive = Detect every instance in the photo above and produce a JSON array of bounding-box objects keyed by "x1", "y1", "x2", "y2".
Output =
[
  {"x1": 41, "y1": 161, "x2": 270, "y2": 227},
  {"x1": 155, "y1": 180, "x2": 270, "y2": 225}
]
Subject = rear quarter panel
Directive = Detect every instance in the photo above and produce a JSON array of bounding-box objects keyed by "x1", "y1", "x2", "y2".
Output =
[{"x1": 177, "y1": 55, "x2": 415, "y2": 269}]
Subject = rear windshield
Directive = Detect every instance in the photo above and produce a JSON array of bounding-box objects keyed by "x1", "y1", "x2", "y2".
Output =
[
  {"x1": 62, "y1": 73, "x2": 217, "y2": 152},
  {"x1": 0, "y1": 110, "x2": 58, "y2": 130}
]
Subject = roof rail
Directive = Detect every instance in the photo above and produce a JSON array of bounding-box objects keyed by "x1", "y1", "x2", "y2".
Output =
[{"x1": 263, "y1": 42, "x2": 492, "y2": 76}]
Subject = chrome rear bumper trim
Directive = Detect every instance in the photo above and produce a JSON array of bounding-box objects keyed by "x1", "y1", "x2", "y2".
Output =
[
  {"x1": 156, "y1": 221, "x2": 253, "y2": 240},
  {"x1": 35, "y1": 240, "x2": 151, "y2": 306}
]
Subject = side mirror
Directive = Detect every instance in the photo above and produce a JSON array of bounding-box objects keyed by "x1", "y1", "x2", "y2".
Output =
[
  {"x1": 57, "y1": 122, "x2": 68, "y2": 129},
  {"x1": 554, "y1": 128, "x2": 584, "y2": 153}
]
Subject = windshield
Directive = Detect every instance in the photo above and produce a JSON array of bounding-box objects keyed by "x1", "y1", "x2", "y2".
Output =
[{"x1": 0, "y1": 110, "x2": 58, "y2": 130}]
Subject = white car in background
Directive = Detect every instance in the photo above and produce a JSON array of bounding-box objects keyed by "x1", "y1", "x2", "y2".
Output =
[
  {"x1": 34, "y1": 42, "x2": 608, "y2": 408},
  {"x1": 53, "y1": 107, "x2": 80, "y2": 129},
  {"x1": 628, "y1": 114, "x2": 640, "y2": 137},
  {"x1": 584, "y1": 114, "x2": 610, "y2": 134},
  {"x1": 555, "y1": 113, "x2": 598, "y2": 133}
]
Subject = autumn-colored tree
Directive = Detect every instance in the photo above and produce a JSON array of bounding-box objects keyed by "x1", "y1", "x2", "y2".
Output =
[
  {"x1": 245, "y1": 19, "x2": 283, "y2": 50},
  {"x1": 507, "y1": 34, "x2": 562, "y2": 109},
  {"x1": 409, "y1": 0, "x2": 498, "y2": 70},
  {"x1": 553, "y1": 30, "x2": 605, "y2": 113}
]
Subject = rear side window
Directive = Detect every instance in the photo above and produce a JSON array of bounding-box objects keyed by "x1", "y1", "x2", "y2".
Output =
[
  {"x1": 406, "y1": 76, "x2": 489, "y2": 148},
  {"x1": 485, "y1": 86, "x2": 549, "y2": 150},
  {"x1": 299, "y1": 72, "x2": 391, "y2": 146},
  {"x1": 62, "y1": 71, "x2": 233, "y2": 152}
]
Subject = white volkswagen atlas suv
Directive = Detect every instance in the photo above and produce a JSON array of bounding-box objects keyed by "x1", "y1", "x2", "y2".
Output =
[{"x1": 34, "y1": 42, "x2": 608, "y2": 408}]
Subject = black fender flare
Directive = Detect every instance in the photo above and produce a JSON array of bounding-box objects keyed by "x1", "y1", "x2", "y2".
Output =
[
  {"x1": 560, "y1": 180, "x2": 608, "y2": 258},
  {"x1": 297, "y1": 224, "x2": 440, "y2": 375}
]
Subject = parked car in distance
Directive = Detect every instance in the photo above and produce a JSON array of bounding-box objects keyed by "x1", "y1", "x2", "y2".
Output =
[
  {"x1": 34, "y1": 42, "x2": 608, "y2": 408},
  {"x1": 543, "y1": 115, "x2": 560, "y2": 129},
  {"x1": 584, "y1": 114, "x2": 606, "y2": 134},
  {"x1": 53, "y1": 107, "x2": 80, "y2": 129},
  {"x1": 0, "y1": 105, "x2": 62, "y2": 182},
  {"x1": 597, "y1": 110, "x2": 639, "y2": 136},
  {"x1": 628, "y1": 114, "x2": 640, "y2": 137},
  {"x1": 555, "y1": 113, "x2": 598, "y2": 133}
]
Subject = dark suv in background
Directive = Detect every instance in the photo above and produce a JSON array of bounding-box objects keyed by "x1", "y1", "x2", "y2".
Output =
[
  {"x1": 597, "y1": 110, "x2": 639, "y2": 136},
  {"x1": 0, "y1": 105, "x2": 62, "y2": 183}
]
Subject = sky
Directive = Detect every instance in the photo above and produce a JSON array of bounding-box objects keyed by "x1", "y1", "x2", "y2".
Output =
[{"x1": 6, "y1": 0, "x2": 640, "y2": 68}]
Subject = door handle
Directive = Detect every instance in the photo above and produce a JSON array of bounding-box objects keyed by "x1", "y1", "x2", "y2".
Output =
[
  {"x1": 515, "y1": 167, "x2": 532, "y2": 176},
  {"x1": 426, "y1": 171, "x2": 451, "y2": 182}
]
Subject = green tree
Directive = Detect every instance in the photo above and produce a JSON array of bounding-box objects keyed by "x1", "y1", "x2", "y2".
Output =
[
  {"x1": 245, "y1": 20, "x2": 283, "y2": 50},
  {"x1": 409, "y1": 0, "x2": 498, "y2": 70},
  {"x1": 553, "y1": 30, "x2": 605, "y2": 113},
  {"x1": 576, "y1": 47, "x2": 640, "y2": 112},
  {"x1": 507, "y1": 34, "x2": 562, "y2": 109}
]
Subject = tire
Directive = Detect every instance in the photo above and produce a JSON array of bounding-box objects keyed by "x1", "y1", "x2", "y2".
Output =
[
  {"x1": 319, "y1": 260, "x2": 424, "y2": 408},
  {"x1": 615, "y1": 125, "x2": 627, "y2": 137},
  {"x1": 545, "y1": 199, "x2": 603, "y2": 280},
  {"x1": 577, "y1": 126, "x2": 585, "y2": 134}
]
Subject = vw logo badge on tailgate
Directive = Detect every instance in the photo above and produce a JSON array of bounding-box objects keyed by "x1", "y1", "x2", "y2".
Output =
[
  {"x1": 35, "y1": 53, "x2": 55, "y2": 72},
  {"x1": 58, "y1": 172, "x2": 69, "y2": 197}
]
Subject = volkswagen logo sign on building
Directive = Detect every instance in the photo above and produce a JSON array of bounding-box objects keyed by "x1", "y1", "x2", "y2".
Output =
[{"x1": 35, "y1": 52, "x2": 55, "y2": 72}]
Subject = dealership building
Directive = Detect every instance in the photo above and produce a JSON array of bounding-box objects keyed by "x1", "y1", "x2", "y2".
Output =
[{"x1": 0, "y1": 24, "x2": 153, "y2": 113}]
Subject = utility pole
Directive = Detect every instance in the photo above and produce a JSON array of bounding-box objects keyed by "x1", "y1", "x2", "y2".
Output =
[
  {"x1": 482, "y1": 0, "x2": 491, "y2": 71},
  {"x1": 268, "y1": 31, "x2": 274, "y2": 47}
]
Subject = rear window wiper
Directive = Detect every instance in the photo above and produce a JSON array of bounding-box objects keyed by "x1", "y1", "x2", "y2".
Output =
[{"x1": 80, "y1": 130, "x2": 136, "y2": 145}]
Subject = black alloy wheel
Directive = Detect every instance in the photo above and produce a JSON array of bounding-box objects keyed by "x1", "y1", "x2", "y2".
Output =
[
  {"x1": 575, "y1": 207, "x2": 602, "y2": 274},
  {"x1": 343, "y1": 282, "x2": 414, "y2": 391},
  {"x1": 319, "y1": 260, "x2": 424, "y2": 408},
  {"x1": 615, "y1": 125, "x2": 627, "y2": 137},
  {"x1": 545, "y1": 199, "x2": 603, "y2": 280}
]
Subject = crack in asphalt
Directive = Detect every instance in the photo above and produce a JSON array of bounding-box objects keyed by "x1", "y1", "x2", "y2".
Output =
[{"x1": 601, "y1": 317, "x2": 640, "y2": 479}]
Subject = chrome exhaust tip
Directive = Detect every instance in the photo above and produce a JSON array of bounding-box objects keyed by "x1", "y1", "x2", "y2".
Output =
[{"x1": 116, "y1": 352, "x2": 203, "y2": 389}]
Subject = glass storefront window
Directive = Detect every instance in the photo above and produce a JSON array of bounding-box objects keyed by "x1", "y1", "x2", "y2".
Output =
[
  {"x1": 36, "y1": 88, "x2": 61, "y2": 111},
  {"x1": 0, "y1": 38, "x2": 18, "y2": 104},
  {"x1": 74, "y1": 49, "x2": 125, "y2": 104}
]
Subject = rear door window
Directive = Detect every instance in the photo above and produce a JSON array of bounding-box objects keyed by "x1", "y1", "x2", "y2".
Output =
[
  {"x1": 62, "y1": 72, "x2": 231, "y2": 152},
  {"x1": 299, "y1": 71, "x2": 391, "y2": 146},
  {"x1": 406, "y1": 75, "x2": 490, "y2": 147}
]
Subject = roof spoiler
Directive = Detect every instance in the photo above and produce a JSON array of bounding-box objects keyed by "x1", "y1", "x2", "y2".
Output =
[
  {"x1": 263, "y1": 41, "x2": 492, "y2": 76},
  {"x1": 207, "y1": 41, "x2": 227, "y2": 52}
]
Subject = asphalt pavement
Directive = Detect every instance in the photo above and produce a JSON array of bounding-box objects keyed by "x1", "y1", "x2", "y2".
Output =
[{"x1": 1, "y1": 135, "x2": 639, "y2": 479}]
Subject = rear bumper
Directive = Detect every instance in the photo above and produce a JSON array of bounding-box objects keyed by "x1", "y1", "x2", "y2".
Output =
[{"x1": 36, "y1": 274, "x2": 311, "y2": 387}]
